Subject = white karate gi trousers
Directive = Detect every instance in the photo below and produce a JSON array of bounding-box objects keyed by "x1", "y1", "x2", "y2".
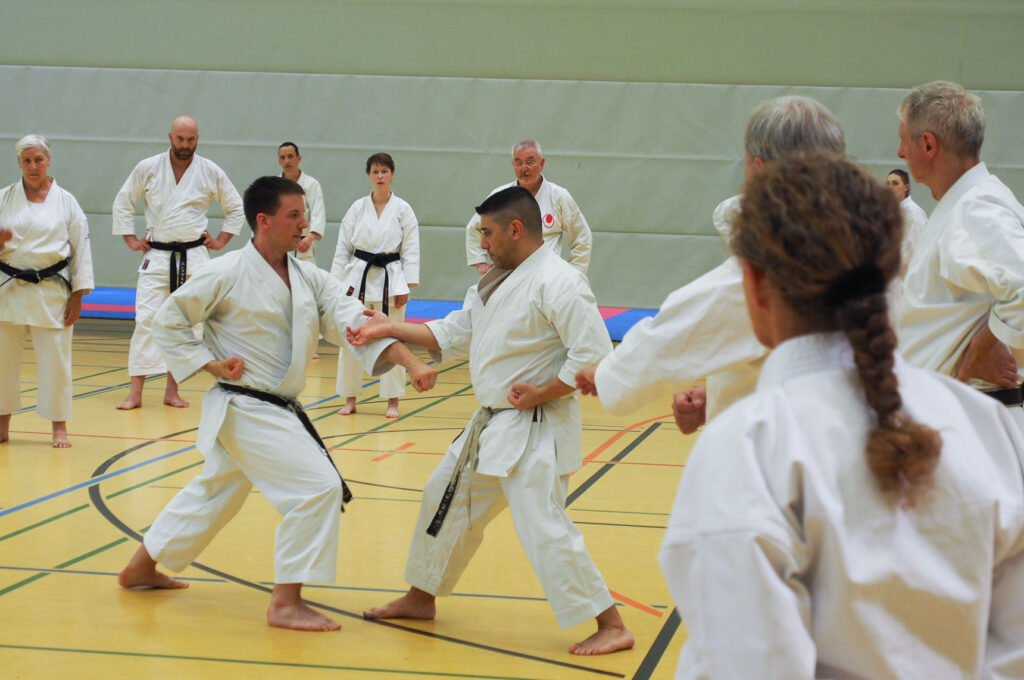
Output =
[
  {"x1": 128, "y1": 271, "x2": 170, "y2": 376},
  {"x1": 404, "y1": 425, "x2": 614, "y2": 629},
  {"x1": 337, "y1": 298, "x2": 407, "y2": 399},
  {"x1": 0, "y1": 323, "x2": 73, "y2": 421},
  {"x1": 143, "y1": 395, "x2": 344, "y2": 584}
]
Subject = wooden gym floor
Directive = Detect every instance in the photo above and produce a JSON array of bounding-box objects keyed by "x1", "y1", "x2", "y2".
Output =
[{"x1": 0, "y1": 319, "x2": 695, "y2": 679}]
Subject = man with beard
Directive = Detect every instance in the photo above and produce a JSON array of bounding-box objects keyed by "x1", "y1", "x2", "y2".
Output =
[{"x1": 112, "y1": 115, "x2": 244, "y2": 410}]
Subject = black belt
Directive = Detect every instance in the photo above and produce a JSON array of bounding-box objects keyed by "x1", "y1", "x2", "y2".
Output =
[
  {"x1": 353, "y1": 249, "x2": 401, "y2": 315},
  {"x1": 0, "y1": 256, "x2": 71, "y2": 292},
  {"x1": 217, "y1": 382, "x2": 353, "y2": 510},
  {"x1": 982, "y1": 385, "x2": 1024, "y2": 407},
  {"x1": 148, "y1": 237, "x2": 206, "y2": 293}
]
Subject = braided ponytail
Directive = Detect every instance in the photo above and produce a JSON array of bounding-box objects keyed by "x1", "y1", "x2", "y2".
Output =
[
  {"x1": 836, "y1": 292, "x2": 941, "y2": 504},
  {"x1": 733, "y1": 154, "x2": 942, "y2": 506}
]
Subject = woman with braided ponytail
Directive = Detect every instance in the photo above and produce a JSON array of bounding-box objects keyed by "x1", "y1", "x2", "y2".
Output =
[{"x1": 659, "y1": 155, "x2": 1024, "y2": 679}]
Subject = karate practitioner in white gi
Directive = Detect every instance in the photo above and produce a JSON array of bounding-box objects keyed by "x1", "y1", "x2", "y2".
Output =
[
  {"x1": 466, "y1": 140, "x2": 592, "y2": 275},
  {"x1": 112, "y1": 115, "x2": 244, "y2": 410},
  {"x1": 277, "y1": 142, "x2": 325, "y2": 264},
  {"x1": 896, "y1": 82, "x2": 1024, "y2": 428},
  {"x1": 886, "y1": 168, "x2": 928, "y2": 263},
  {"x1": 353, "y1": 186, "x2": 634, "y2": 655},
  {"x1": 331, "y1": 153, "x2": 419, "y2": 418},
  {"x1": 117, "y1": 176, "x2": 437, "y2": 632},
  {"x1": 0, "y1": 135, "x2": 93, "y2": 448},
  {"x1": 575, "y1": 96, "x2": 846, "y2": 433},
  {"x1": 661, "y1": 154, "x2": 1024, "y2": 679}
]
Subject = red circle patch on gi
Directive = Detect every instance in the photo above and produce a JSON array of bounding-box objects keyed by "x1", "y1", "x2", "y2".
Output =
[{"x1": 544, "y1": 214, "x2": 554, "y2": 227}]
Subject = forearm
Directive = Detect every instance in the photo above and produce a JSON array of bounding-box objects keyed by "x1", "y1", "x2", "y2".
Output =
[
  {"x1": 213, "y1": 231, "x2": 234, "y2": 248},
  {"x1": 385, "y1": 320, "x2": 441, "y2": 350},
  {"x1": 380, "y1": 340, "x2": 426, "y2": 372},
  {"x1": 535, "y1": 376, "x2": 576, "y2": 404}
]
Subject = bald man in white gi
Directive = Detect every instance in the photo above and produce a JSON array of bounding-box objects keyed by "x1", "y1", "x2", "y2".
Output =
[
  {"x1": 466, "y1": 140, "x2": 592, "y2": 275},
  {"x1": 112, "y1": 115, "x2": 244, "y2": 410},
  {"x1": 355, "y1": 186, "x2": 633, "y2": 655},
  {"x1": 897, "y1": 81, "x2": 1024, "y2": 426},
  {"x1": 118, "y1": 175, "x2": 437, "y2": 632},
  {"x1": 576, "y1": 96, "x2": 847, "y2": 433},
  {"x1": 277, "y1": 141, "x2": 325, "y2": 264}
]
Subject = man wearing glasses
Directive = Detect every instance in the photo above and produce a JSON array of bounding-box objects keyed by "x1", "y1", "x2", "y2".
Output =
[{"x1": 466, "y1": 140, "x2": 592, "y2": 275}]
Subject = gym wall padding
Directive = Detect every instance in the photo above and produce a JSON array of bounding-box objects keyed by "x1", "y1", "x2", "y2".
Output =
[{"x1": 1, "y1": 67, "x2": 1021, "y2": 307}]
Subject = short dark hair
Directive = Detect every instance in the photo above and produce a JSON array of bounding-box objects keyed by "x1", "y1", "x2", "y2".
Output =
[
  {"x1": 278, "y1": 142, "x2": 300, "y2": 155},
  {"x1": 243, "y1": 176, "x2": 305, "y2": 230},
  {"x1": 365, "y1": 152, "x2": 395, "y2": 174},
  {"x1": 475, "y1": 186, "x2": 541, "y2": 238},
  {"x1": 888, "y1": 168, "x2": 909, "y2": 184},
  {"x1": 888, "y1": 169, "x2": 910, "y2": 198}
]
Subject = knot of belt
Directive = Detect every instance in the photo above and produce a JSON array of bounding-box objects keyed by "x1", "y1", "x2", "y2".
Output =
[
  {"x1": 353, "y1": 249, "x2": 401, "y2": 315},
  {"x1": 217, "y1": 382, "x2": 353, "y2": 510},
  {"x1": 426, "y1": 406, "x2": 514, "y2": 536},
  {"x1": 148, "y1": 237, "x2": 206, "y2": 293},
  {"x1": 0, "y1": 256, "x2": 71, "y2": 292}
]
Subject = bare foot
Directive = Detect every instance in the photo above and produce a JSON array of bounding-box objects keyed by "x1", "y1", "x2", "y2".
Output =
[
  {"x1": 163, "y1": 393, "x2": 190, "y2": 408},
  {"x1": 385, "y1": 398, "x2": 400, "y2": 419},
  {"x1": 119, "y1": 544, "x2": 189, "y2": 589},
  {"x1": 116, "y1": 395, "x2": 142, "y2": 410},
  {"x1": 337, "y1": 397, "x2": 357, "y2": 416},
  {"x1": 363, "y1": 587, "x2": 436, "y2": 620},
  {"x1": 570, "y1": 626, "x2": 634, "y2": 655},
  {"x1": 267, "y1": 600, "x2": 341, "y2": 631},
  {"x1": 312, "y1": 353, "x2": 321, "y2": 360},
  {"x1": 163, "y1": 374, "x2": 189, "y2": 408},
  {"x1": 0, "y1": 413, "x2": 10, "y2": 443},
  {"x1": 52, "y1": 421, "x2": 71, "y2": 448},
  {"x1": 118, "y1": 567, "x2": 189, "y2": 589},
  {"x1": 569, "y1": 606, "x2": 634, "y2": 656},
  {"x1": 118, "y1": 376, "x2": 146, "y2": 410}
]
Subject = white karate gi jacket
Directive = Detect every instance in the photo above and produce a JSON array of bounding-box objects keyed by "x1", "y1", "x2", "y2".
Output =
[
  {"x1": 291, "y1": 170, "x2": 325, "y2": 263},
  {"x1": 595, "y1": 194, "x2": 765, "y2": 418},
  {"x1": 898, "y1": 195, "x2": 927, "y2": 268},
  {"x1": 660, "y1": 332, "x2": 1024, "y2": 680},
  {"x1": 153, "y1": 241, "x2": 397, "y2": 454},
  {"x1": 331, "y1": 194, "x2": 419, "y2": 301},
  {"x1": 111, "y1": 150, "x2": 244, "y2": 276},
  {"x1": 900, "y1": 163, "x2": 1024, "y2": 381},
  {"x1": 466, "y1": 179, "x2": 592, "y2": 274},
  {"x1": 426, "y1": 246, "x2": 611, "y2": 476},
  {"x1": 0, "y1": 179, "x2": 94, "y2": 328}
]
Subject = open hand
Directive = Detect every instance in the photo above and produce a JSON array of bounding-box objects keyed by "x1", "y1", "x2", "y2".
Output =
[
  {"x1": 124, "y1": 234, "x2": 151, "y2": 253},
  {"x1": 346, "y1": 309, "x2": 391, "y2": 346},
  {"x1": 957, "y1": 325, "x2": 1018, "y2": 387}
]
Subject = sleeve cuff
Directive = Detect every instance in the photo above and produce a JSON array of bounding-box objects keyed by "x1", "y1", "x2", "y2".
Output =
[{"x1": 990, "y1": 310, "x2": 1024, "y2": 351}]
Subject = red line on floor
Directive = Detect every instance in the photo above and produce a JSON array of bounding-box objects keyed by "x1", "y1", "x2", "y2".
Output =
[
  {"x1": 609, "y1": 589, "x2": 663, "y2": 617},
  {"x1": 582, "y1": 414, "x2": 673, "y2": 465}
]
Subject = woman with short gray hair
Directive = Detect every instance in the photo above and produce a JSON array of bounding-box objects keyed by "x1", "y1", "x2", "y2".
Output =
[{"x1": 0, "y1": 135, "x2": 94, "y2": 447}]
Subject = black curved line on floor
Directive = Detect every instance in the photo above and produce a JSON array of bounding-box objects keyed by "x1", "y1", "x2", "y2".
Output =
[{"x1": 89, "y1": 443, "x2": 623, "y2": 678}]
